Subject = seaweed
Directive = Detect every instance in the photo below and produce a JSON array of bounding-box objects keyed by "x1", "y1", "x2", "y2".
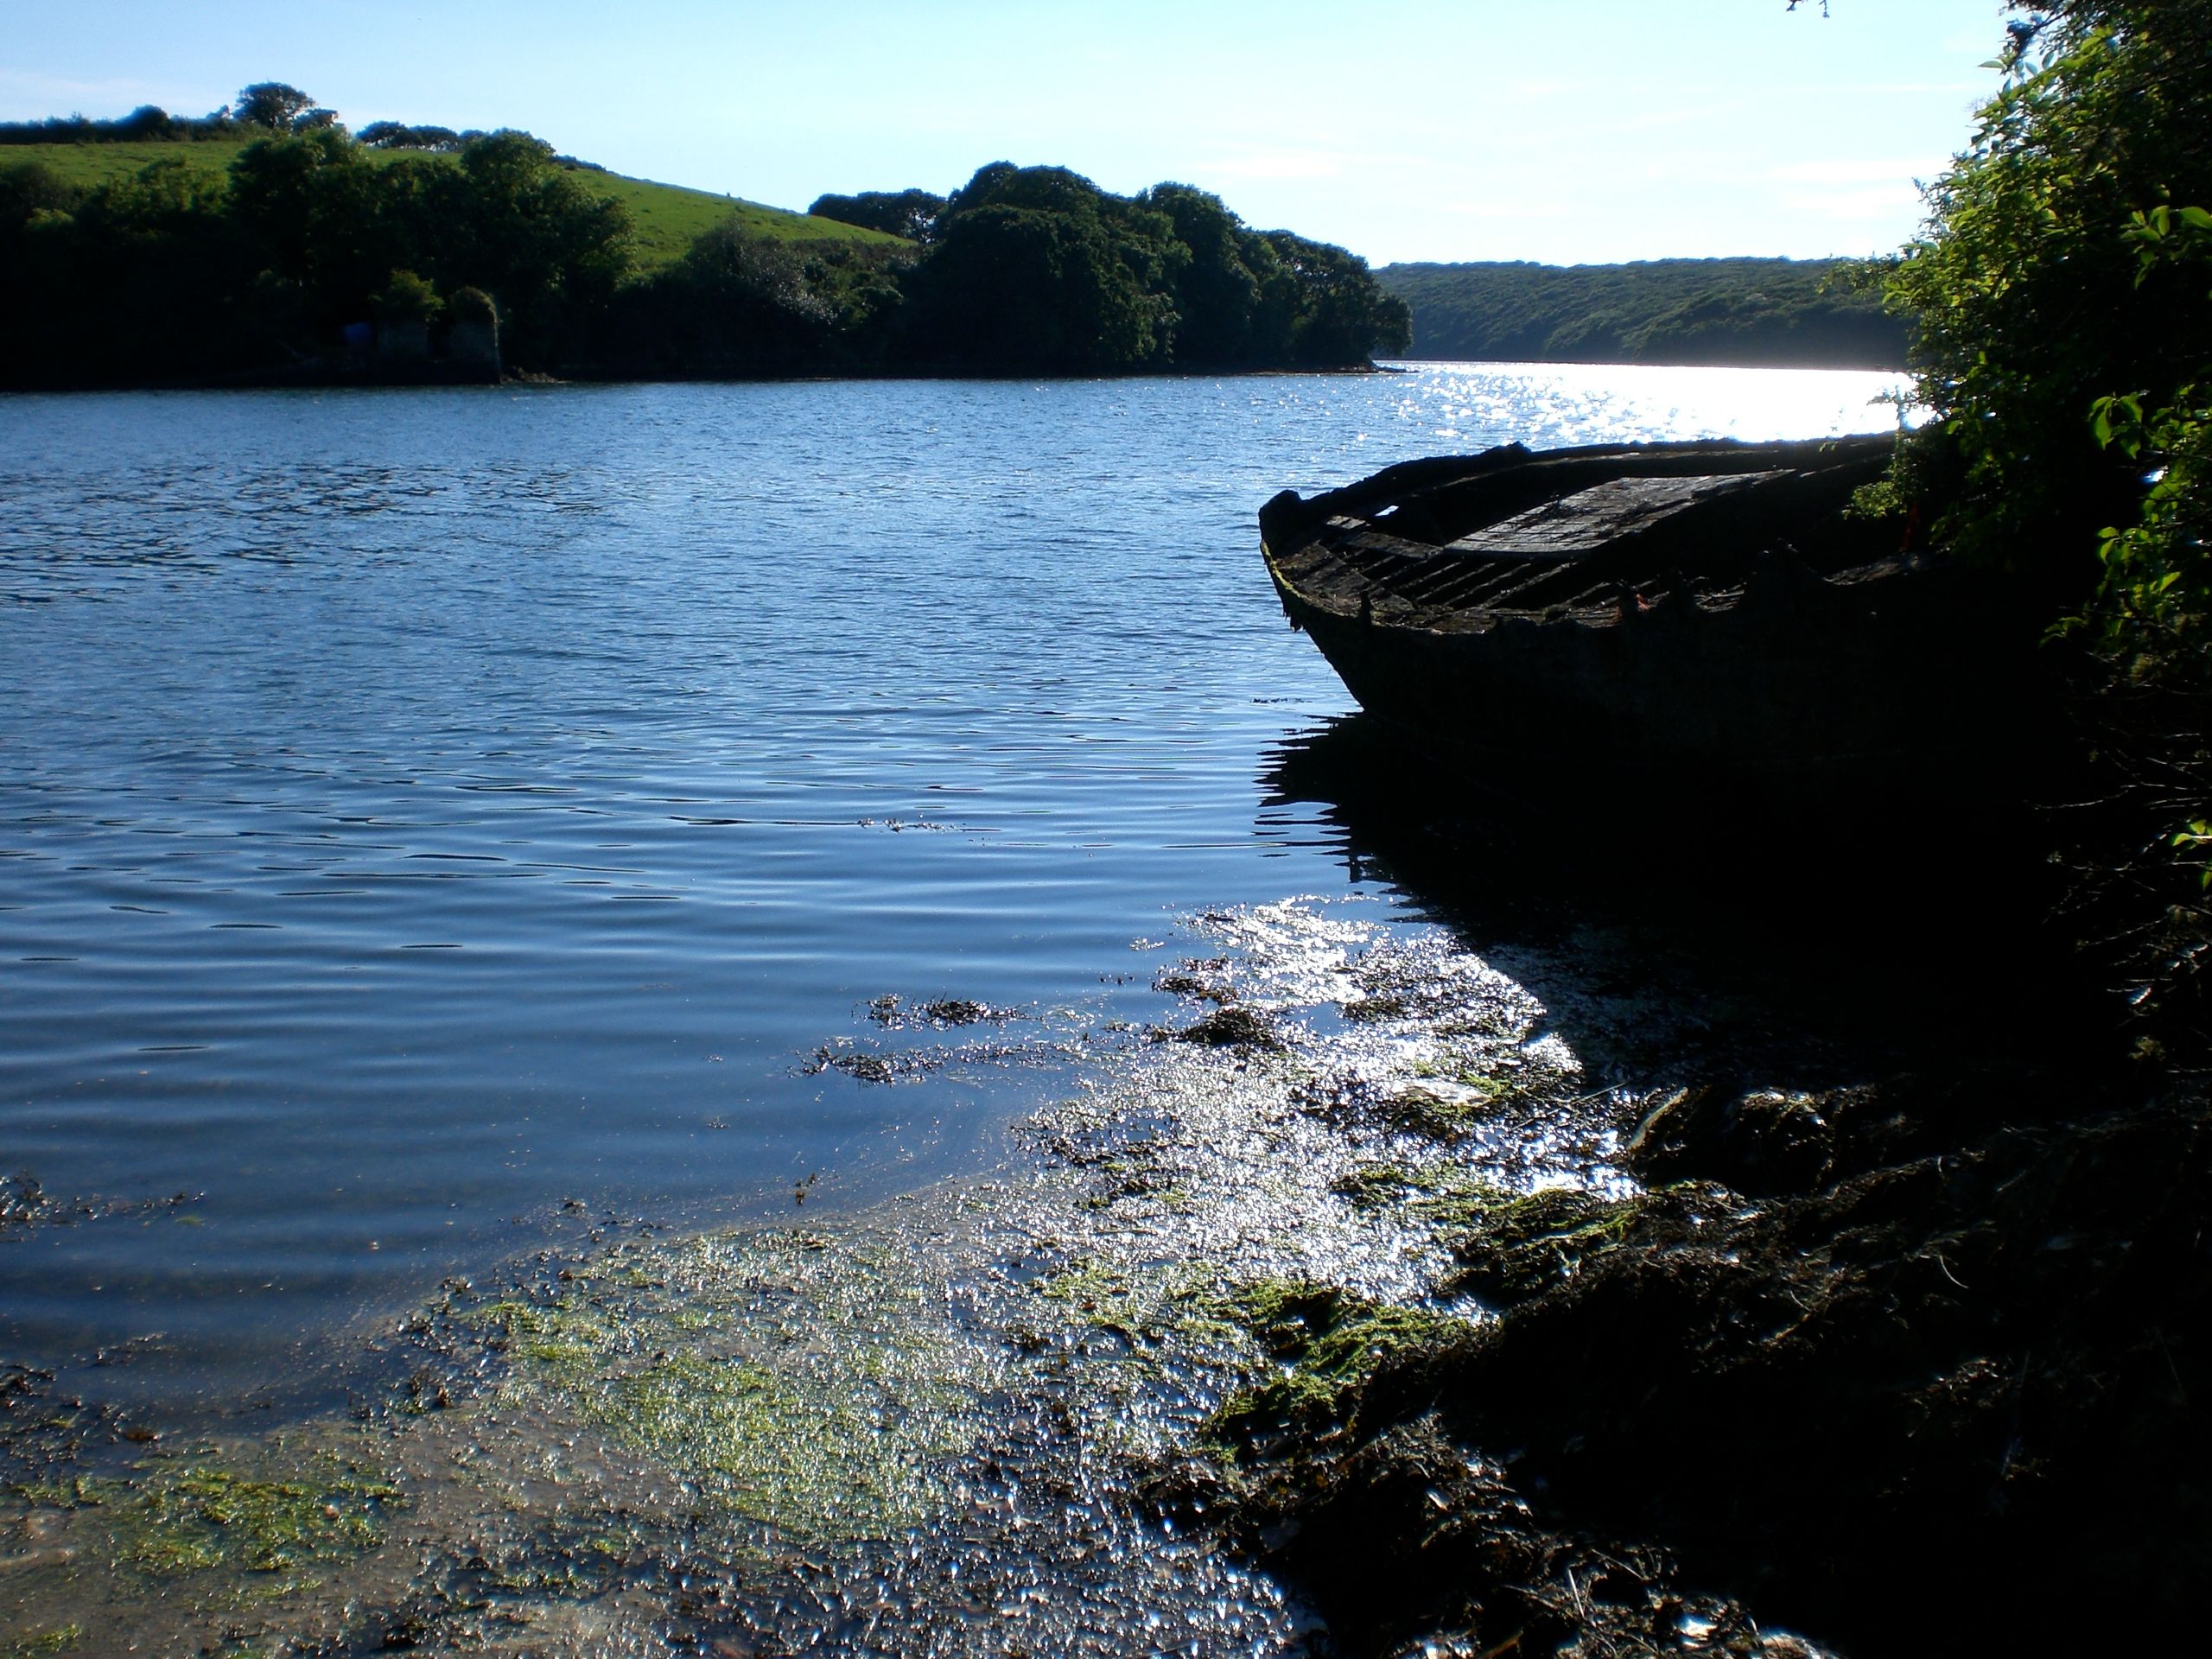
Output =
[{"x1": 1205, "y1": 1280, "x2": 1470, "y2": 1449}]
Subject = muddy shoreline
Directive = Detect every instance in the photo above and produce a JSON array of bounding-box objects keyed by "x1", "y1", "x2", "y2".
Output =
[
  {"x1": 3, "y1": 739, "x2": 2199, "y2": 1656},
  {"x1": 0, "y1": 895, "x2": 1621, "y2": 1655}
]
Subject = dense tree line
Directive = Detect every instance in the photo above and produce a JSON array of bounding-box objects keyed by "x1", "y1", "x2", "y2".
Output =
[
  {"x1": 0, "y1": 106, "x2": 240, "y2": 144},
  {"x1": 808, "y1": 168, "x2": 1410, "y2": 372},
  {"x1": 622, "y1": 162, "x2": 1408, "y2": 375},
  {"x1": 0, "y1": 82, "x2": 337, "y2": 144},
  {"x1": 0, "y1": 88, "x2": 1408, "y2": 385},
  {"x1": 1376, "y1": 257, "x2": 1906, "y2": 369},
  {"x1": 0, "y1": 124, "x2": 631, "y2": 383}
]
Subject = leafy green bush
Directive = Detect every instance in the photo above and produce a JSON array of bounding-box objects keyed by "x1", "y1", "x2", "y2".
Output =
[
  {"x1": 1880, "y1": 2, "x2": 2212, "y2": 1019},
  {"x1": 446, "y1": 284, "x2": 497, "y2": 328},
  {"x1": 2085, "y1": 207, "x2": 2212, "y2": 673},
  {"x1": 1882, "y1": 2, "x2": 2212, "y2": 640},
  {"x1": 371, "y1": 268, "x2": 440, "y2": 324}
]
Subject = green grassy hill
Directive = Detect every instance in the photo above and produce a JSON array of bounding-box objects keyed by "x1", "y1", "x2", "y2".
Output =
[
  {"x1": 577, "y1": 170, "x2": 900, "y2": 265},
  {"x1": 7, "y1": 140, "x2": 897, "y2": 266},
  {"x1": 10, "y1": 138, "x2": 248, "y2": 189}
]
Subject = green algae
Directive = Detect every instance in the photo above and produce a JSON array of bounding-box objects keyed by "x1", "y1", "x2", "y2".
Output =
[
  {"x1": 0, "y1": 900, "x2": 1633, "y2": 1656},
  {"x1": 1332, "y1": 1159, "x2": 1510, "y2": 1216},
  {"x1": 1039, "y1": 1258, "x2": 1238, "y2": 1351},
  {"x1": 1327, "y1": 1155, "x2": 1638, "y2": 1305},
  {"x1": 465, "y1": 1230, "x2": 1000, "y2": 1542},
  {"x1": 7, "y1": 1477, "x2": 103, "y2": 1510},
  {"x1": 1206, "y1": 1280, "x2": 1470, "y2": 1447},
  {"x1": 1369, "y1": 1078, "x2": 1514, "y2": 1141},
  {"x1": 1330, "y1": 1161, "x2": 1421, "y2": 1208},
  {"x1": 1077, "y1": 1140, "x2": 1188, "y2": 1210},
  {"x1": 1325, "y1": 1149, "x2": 1647, "y2": 1303},
  {"x1": 0, "y1": 1440, "x2": 404, "y2": 1656},
  {"x1": 1407, "y1": 1058, "x2": 1507, "y2": 1090},
  {"x1": 478, "y1": 1514, "x2": 660, "y2": 1601},
  {"x1": 1435, "y1": 1186, "x2": 1642, "y2": 1304},
  {"x1": 600, "y1": 1347, "x2": 960, "y2": 1531},
  {"x1": 111, "y1": 1456, "x2": 403, "y2": 1578},
  {"x1": 0, "y1": 1626, "x2": 83, "y2": 1658},
  {"x1": 466, "y1": 1296, "x2": 621, "y2": 1373}
]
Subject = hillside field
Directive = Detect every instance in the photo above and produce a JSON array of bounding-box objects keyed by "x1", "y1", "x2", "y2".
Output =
[{"x1": 4, "y1": 139, "x2": 899, "y2": 265}]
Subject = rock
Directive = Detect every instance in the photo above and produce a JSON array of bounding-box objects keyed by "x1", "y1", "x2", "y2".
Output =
[{"x1": 1170, "y1": 1007, "x2": 1282, "y2": 1050}]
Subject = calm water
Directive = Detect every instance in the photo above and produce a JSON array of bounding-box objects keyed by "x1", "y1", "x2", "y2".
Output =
[{"x1": 0, "y1": 364, "x2": 1900, "y2": 1394}]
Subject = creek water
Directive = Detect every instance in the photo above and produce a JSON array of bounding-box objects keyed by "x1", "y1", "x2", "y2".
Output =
[{"x1": 0, "y1": 364, "x2": 1902, "y2": 1403}]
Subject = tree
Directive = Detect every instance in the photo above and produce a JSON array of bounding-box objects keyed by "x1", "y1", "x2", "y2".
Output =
[
  {"x1": 235, "y1": 82, "x2": 320, "y2": 131},
  {"x1": 906, "y1": 200, "x2": 1157, "y2": 371},
  {"x1": 807, "y1": 188, "x2": 945, "y2": 243},
  {"x1": 1144, "y1": 184, "x2": 1264, "y2": 365},
  {"x1": 226, "y1": 126, "x2": 381, "y2": 308},
  {"x1": 112, "y1": 105, "x2": 177, "y2": 141},
  {"x1": 1877, "y1": 0, "x2": 2212, "y2": 1018},
  {"x1": 419, "y1": 130, "x2": 632, "y2": 361},
  {"x1": 1262, "y1": 231, "x2": 1411, "y2": 365},
  {"x1": 371, "y1": 268, "x2": 442, "y2": 324},
  {"x1": 899, "y1": 163, "x2": 1177, "y2": 371},
  {"x1": 608, "y1": 220, "x2": 845, "y2": 376},
  {"x1": 1881, "y1": 1, "x2": 2212, "y2": 648},
  {"x1": 0, "y1": 154, "x2": 263, "y2": 383},
  {"x1": 359, "y1": 122, "x2": 463, "y2": 152}
]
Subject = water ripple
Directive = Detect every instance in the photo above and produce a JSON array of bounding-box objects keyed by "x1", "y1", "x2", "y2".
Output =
[{"x1": 0, "y1": 366, "x2": 1900, "y2": 1384}]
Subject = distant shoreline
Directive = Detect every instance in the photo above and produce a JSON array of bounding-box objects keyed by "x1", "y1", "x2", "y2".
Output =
[
  {"x1": 0, "y1": 357, "x2": 1912, "y2": 397},
  {"x1": 1380, "y1": 257, "x2": 1909, "y2": 373}
]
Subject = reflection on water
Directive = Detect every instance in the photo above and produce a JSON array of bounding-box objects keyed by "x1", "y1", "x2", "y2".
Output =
[
  {"x1": 0, "y1": 365, "x2": 1904, "y2": 1393},
  {"x1": 1258, "y1": 709, "x2": 2094, "y2": 1095},
  {"x1": 1380, "y1": 358, "x2": 1916, "y2": 449}
]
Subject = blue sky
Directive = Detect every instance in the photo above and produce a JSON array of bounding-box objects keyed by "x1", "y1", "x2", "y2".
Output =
[{"x1": 5, "y1": 1, "x2": 2012, "y2": 265}]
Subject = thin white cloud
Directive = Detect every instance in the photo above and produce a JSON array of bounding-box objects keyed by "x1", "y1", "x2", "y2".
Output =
[
  {"x1": 1853, "y1": 80, "x2": 1991, "y2": 94},
  {"x1": 1790, "y1": 185, "x2": 1929, "y2": 222},
  {"x1": 0, "y1": 69, "x2": 186, "y2": 114},
  {"x1": 1434, "y1": 197, "x2": 1575, "y2": 224},
  {"x1": 1497, "y1": 78, "x2": 1588, "y2": 102},
  {"x1": 1200, "y1": 148, "x2": 1344, "y2": 182},
  {"x1": 1767, "y1": 158, "x2": 1948, "y2": 184}
]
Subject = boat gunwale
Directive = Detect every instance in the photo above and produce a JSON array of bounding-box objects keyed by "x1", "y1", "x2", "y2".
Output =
[{"x1": 1261, "y1": 433, "x2": 1910, "y2": 636}]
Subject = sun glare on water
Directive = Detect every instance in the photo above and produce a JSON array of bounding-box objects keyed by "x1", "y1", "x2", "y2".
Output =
[{"x1": 1387, "y1": 359, "x2": 1916, "y2": 451}]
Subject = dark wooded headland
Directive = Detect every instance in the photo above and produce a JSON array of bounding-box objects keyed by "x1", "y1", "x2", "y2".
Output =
[
  {"x1": 0, "y1": 85, "x2": 1411, "y2": 389},
  {"x1": 1377, "y1": 257, "x2": 1907, "y2": 369}
]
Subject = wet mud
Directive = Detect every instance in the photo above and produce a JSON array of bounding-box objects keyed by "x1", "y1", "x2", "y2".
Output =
[
  {"x1": 0, "y1": 899, "x2": 1631, "y2": 1656},
  {"x1": 3, "y1": 754, "x2": 2198, "y2": 1656},
  {"x1": 1163, "y1": 718, "x2": 2209, "y2": 1658}
]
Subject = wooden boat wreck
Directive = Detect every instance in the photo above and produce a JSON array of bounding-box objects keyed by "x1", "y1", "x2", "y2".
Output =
[{"x1": 1259, "y1": 433, "x2": 2041, "y2": 801}]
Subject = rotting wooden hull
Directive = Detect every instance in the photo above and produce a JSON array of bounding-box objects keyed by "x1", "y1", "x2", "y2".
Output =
[{"x1": 1260, "y1": 437, "x2": 2044, "y2": 801}]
